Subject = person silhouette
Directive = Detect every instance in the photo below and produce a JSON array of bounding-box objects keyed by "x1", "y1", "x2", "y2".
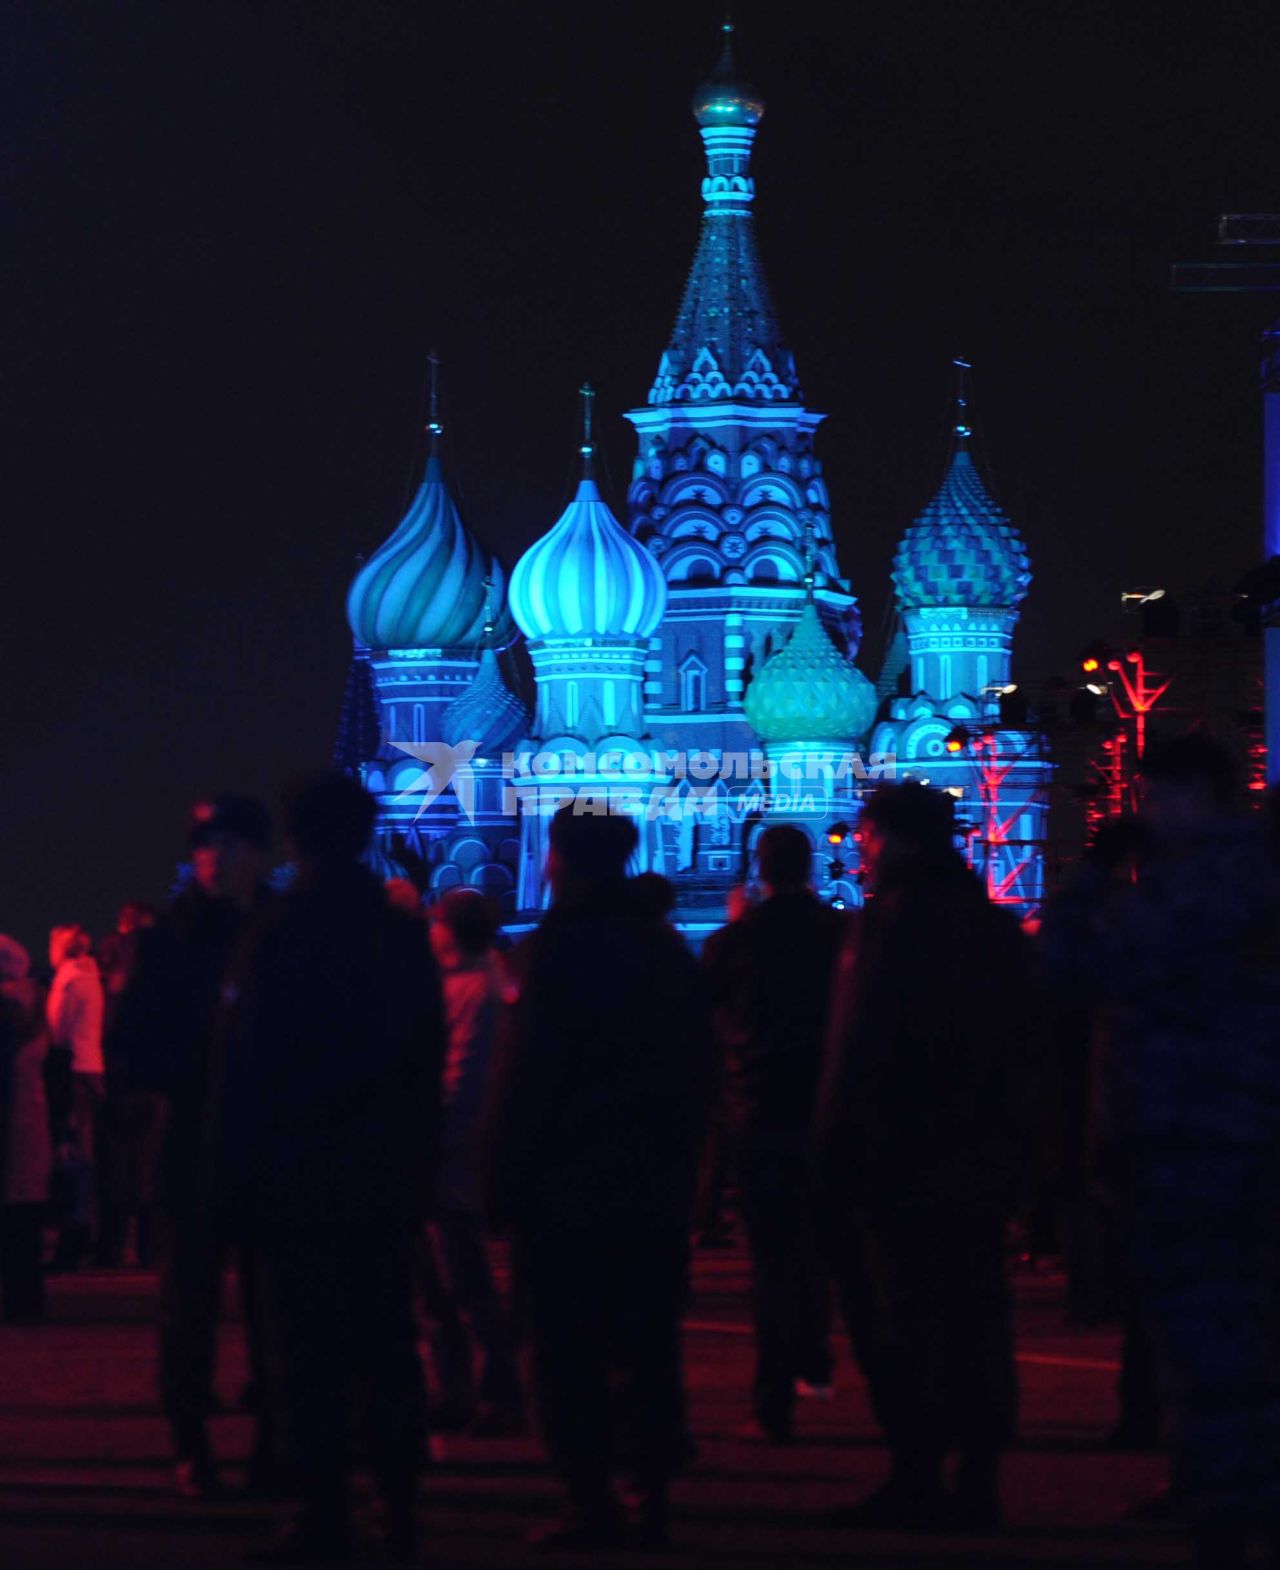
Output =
[{"x1": 487, "y1": 804, "x2": 712, "y2": 1550}]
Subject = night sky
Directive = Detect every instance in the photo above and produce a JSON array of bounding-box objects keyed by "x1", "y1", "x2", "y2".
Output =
[{"x1": 5, "y1": 0, "x2": 1279, "y2": 948}]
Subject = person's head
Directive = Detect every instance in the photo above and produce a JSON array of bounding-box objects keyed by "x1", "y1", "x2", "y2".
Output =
[
  {"x1": 0, "y1": 935, "x2": 31, "y2": 984},
  {"x1": 49, "y1": 924, "x2": 92, "y2": 971},
  {"x1": 430, "y1": 888, "x2": 501, "y2": 967},
  {"x1": 755, "y1": 824, "x2": 812, "y2": 894},
  {"x1": 857, "y1": 782, "x2": 956, "y2": 888},
  {"x1": 188, "y1": 795, "x2": 273, "y2": 908},
  {"x1": 282, "y1": 771, "x2": 377, "y2": 871},
  {"x1": 631, "y1": 871, "x2": 677, "y2": 922},
  {"x1": 1139, "y1": 733, "x2": 1236, "y2": 836},
  {"x1": 116, "y1": 900, "x2": 158, "y2": 935},
  {"x1": 545, "y1": 803, "x2": 639, "y2": 903}
]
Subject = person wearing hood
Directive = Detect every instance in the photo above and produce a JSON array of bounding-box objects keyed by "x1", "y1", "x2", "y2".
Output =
[{"x1": 0, "y1": 936, "x2": 52, "y2": 1321}]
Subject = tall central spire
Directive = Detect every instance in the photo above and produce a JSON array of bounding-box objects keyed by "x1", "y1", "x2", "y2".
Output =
[{"x1": 647, "y1": 20, "x2": 798, "y2": 406}]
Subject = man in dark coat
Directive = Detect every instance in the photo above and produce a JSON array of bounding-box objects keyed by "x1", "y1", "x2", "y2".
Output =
[
  {"x1": 487, "y1": 804, "x2": 712, "y2": 1551},
  {"x1": 110, "y1": 795, "x2": 273, "y2": 1498},
  {"x1": 213, "y1": 772, "x2": 444, "y2": 1565},
  {"x1": 815, "y1": 782, "x2": 1039, "y2": 1531},
  {"x1": 703, "y1": 824, "x2": 843, "y2": 1442}
]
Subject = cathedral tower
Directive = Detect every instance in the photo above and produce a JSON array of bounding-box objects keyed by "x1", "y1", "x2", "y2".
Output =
[
  {"x1": 508, "y1": 389, "x2": 670, "y2": 906},
  {"x1": 624, "y1": 21, "x2": 868, "y2": 894},
  {"x1": 342, "y1": 363, "x2": 528, "y2": 907},
  {"x1": 871, "y1": 368, "x2": 1049, "y2": 913}
]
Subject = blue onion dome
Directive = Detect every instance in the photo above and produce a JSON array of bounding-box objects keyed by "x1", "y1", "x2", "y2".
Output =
[
  {"x1": 745, "y1": 600, "x2": 877, "y2": 743},
  {"x1": 346, "y1": 454, "x2": 512, "y2": 650},
  {"x1": 510, "y1": 474, "x2": 668, "y2": 641},
  {"x1": 893, "y1": 447, "x2": 1031, "y2": 611},
  {"x1": 440, "y1": 645, "x2": 529, "y2": 754},
  {"x1": 692, "y1": 22, "x2": 764, "y2": 128}
]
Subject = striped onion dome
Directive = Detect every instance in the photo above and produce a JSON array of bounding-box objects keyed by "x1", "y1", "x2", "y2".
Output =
[
  {"x1": 440, "y1": 646, "x2": 529, "y2": 754},
  {"x1": 346, "y1": 454, "x2": 511, "y2": 650},
  {"x1": 893, "y1": 447, "x2": 1030, "y2": 611},
  {"x1": 745, "y1": 599, "x2": 877, "y2": 744},
  {"x1": 509, "y1": 475, "x2": 667, "y2": 642}
]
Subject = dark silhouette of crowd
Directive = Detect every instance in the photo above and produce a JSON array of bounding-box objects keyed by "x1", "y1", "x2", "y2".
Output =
[{"x1": 1, "y1": 740, "x2": 1279, "y2": 1568}]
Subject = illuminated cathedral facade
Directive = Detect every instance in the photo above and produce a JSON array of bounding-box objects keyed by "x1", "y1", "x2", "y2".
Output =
[{"x1": 336, "y1": 25, "x2": 1051, "y2": 925}]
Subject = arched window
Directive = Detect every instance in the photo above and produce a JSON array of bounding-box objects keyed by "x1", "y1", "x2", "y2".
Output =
[
  {"x1": 939, "y1": 654, "x2": 953, "y2": 700},
  {"x1": 976, "y1": 654, "x2": 989, "y2": 695},
  {"x1": 680, "y1": 651, "x2": 708, "y2": 712}
]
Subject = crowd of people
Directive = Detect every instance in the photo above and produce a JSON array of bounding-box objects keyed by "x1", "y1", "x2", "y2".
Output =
[{"x1": 1, "y1": 738, "x2": 1279, "y2": 1568}]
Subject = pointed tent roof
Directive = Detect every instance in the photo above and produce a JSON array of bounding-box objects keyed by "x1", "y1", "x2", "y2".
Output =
[{"x1": 648, "y1": 23, "x2": 799, "y2": 406}]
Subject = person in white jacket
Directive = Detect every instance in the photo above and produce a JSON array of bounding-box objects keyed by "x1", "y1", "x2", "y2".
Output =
[{"x1": 47, "y1": 925, "x2": 105, "y2": 1269}]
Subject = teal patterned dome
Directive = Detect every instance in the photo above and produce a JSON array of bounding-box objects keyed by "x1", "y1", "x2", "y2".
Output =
[
  {"x1": 745, "y1": 600, "x2": 876, "y2": 743},
  {"x1": 440, "y1": 646, "x2": 529, "y2": 755},
  {"x1": 893, "y1": 448, "x2": 1030, "y2": 611},
  {"x1": 347, "y1": 455, "x2": 510, "y2": 650}
]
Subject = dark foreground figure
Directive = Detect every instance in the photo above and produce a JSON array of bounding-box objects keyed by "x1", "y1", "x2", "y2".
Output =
[
  {"x1": 214, "y1": 773, "x2": 445, "y2": 1564},
  {"x1": 110, "y1": 796, "x2": 275, "y2": 1497},
  {"x1": 704, "y1": 824, "x2": 843, "y2": 1442},
  {"x1": 817, "y1": 782, "x2": 1039, "y2": 1531},
  {"x1": 1052, "y1": 738, "x2": 1280, "y2": 1570},
  {"x1": 488, "y1": 805, "x2": 712, "y2": 1551}
]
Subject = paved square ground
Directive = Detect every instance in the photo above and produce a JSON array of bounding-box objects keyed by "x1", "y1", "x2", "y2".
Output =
[{"x1": 0, "y1": 1244, "x2": 1181, "y2": 1568}]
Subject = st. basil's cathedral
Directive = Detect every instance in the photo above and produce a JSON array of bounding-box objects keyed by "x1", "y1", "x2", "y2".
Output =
[{"x1": 336, "y1": 24, "x2": 1051, "y2": 932}]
